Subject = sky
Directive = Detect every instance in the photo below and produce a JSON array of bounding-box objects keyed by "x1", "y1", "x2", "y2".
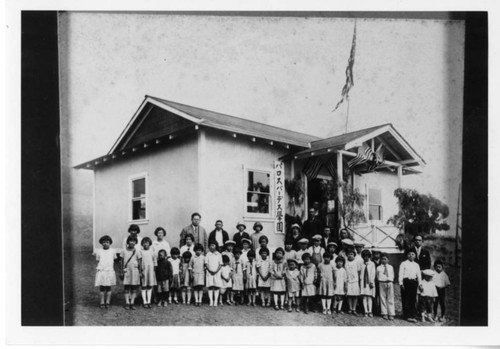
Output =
[{"x1": 60, "y1": 13, "x2": 464, "y2": 236}]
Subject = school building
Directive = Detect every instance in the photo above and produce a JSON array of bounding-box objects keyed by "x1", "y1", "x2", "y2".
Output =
[{"x1": 75, "y1": 95, "x2": 425, "y2": 253}]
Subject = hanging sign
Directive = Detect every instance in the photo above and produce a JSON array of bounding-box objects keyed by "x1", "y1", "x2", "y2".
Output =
[{"x1": 274, "y1": 161, "x2": 285, "y2": 234}]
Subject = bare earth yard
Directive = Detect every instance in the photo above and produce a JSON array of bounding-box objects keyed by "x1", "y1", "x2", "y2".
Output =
[{"x1": 64, "y1": 245, "x2": 460, "y2": 326}]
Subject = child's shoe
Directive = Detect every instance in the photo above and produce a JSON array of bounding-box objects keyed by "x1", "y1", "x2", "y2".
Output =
[
  {"x1": 368, "y1": 313, "x2": 373, "y2": 317},
  {"x1": 421, "y1": 314, "x2": 426, "y2": 322},
  {"x1": 427, "y1": 314, "x2": 435, "y2": 323},
  {"x1": 382, "y1": 315, "x2": 388, "y2": 320},
  {"x1": 327, "y1": 309, "x2": 331, "y2": 315},
  {"x1": 440, "y1": 316, "x2": 446, "y2": 322},
  {"x1": 322, "y1": 308, "x2": 327, "y2": 314},
  {"x1": 388, "y1": 316, "x2": 394, "y2": 321},
  {"x1": 288, "y1": 305, "x2": 293, "y2": 312}
]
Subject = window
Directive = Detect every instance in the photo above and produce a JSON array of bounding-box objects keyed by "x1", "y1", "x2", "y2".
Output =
[
  {"x1": 246, "y1": 170, "x2": 271, "y2": 215},
  {"x1": 368, "y1": 187, "x2": 382, "y2": 221},
  {"x1": 131, "y1": 175, "x2": 147, "y2": 221}
]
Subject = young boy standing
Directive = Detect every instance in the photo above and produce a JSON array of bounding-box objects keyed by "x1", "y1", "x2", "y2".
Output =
[
  {"x1": 398, "y1": 249, "x2": 421, "y2": 323},
  {"x1": 376, "y1": 253, "x2": 395, "y2": 320}
]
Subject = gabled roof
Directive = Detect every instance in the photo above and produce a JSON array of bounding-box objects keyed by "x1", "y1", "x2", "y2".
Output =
[
  {"x1": 75, "y1": 95, "x2": 320, "y2": 169},
  {"x1": 283, "y1": 123, "x2": 426, "y2": 168},
  {"x1": 108, "y1": 95, "x2": 321, "y2": 154}
]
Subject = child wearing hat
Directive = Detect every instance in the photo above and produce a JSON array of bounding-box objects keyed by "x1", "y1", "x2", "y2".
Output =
[
  {"x1": 244, "y1": 250, "x2": 258, "y2": 306},
  {"x1": 251, "y1": 222, "x2": 265, "y2": 249},
  {"x1": 307, "y1": 235, "x2": 326, "y2": 266},
  {"x1": 376, "y1": 253, "x2": 395, "y2": 320},
  {"x1": 353, "y1": 242, "x2": 365, "y2": 267},
  {"x1": 338, "y1": 239, "x2": 354, "y2": 260},
  {"x1": 270, "y1": 247, "x2": 287, "y2": 310},
  {"x1": 289, "y1": 223, "x2": 303, "y2": 251},
  {"x1": 433, "y1": 260, "x2": 451, "y2": 322},
  {"x1": 326, "y1": 242, "x2": 338, "y2": 262},
  {"x1": 233, "y1": 222, "x2": 251, "y2": 250},
  {"x1": 222, "y1": 240, "x2": 236, "y2": 267},
  {"x1": 296, "y1": 238, "x2": 310, "y2": 265},
  {"x1": 285, "y1": 258, "x2": 301, "y2": 312},
  {"x1": 418, "y1": 269, "x2": 439, "y2": 322},
  {"x1": 240, "y1": 238, "x2": 252, "y2": 265},
  {"x1": 95, "y1": 235, "x2": 120, "y2": 309}
]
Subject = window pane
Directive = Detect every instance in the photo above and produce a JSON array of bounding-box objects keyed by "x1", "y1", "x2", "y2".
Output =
[
  {"x1": 369, "y1": 188, "x2": 381, "y2": 205},
  {"x1": 133, "y1": 178, "x2": 146, "y2": 198},
  {"x1": 248, "y1": 171, "x2": 270, "y2": 193},
  {"x1": 132, "y1": 199, "x2": 146, "y2": 220},
  {"x1": 247, "y1": 193, "x2": 270, "y2": 214},
  {"x1": 369, "y1": 205, "x2": 382, "y2": 221}
]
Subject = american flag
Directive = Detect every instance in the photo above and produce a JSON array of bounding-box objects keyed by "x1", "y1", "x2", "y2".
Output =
[
  {"x1": 367, "y1": 143, "x2": 385, "y2": 172},
  {"x1": 332, "y1": 21, "x2": 357, "y2": 112},
  {"x1": 348, "y1": 143, "x2": 373, "y2": 168}
]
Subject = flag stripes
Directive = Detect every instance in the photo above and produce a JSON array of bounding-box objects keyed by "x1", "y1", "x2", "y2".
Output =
[
  {"x1": 332, "y1": 21, "x2": 357, "y2": 112},
  {"x1": 347, "y1": 143, "x2": 373, "y2": 168}
]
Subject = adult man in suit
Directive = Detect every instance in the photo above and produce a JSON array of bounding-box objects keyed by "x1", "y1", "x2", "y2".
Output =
[
  {"x1": 411, "y1": 234, "x2": 431, "y2": 270},
  {"x1": 179, "y1": 212, "x2": 207, "y2": 251},
  {"x1": 208, "y1": 220, "x2": 229, "y2": 250},
  {"x1": 302, "y1": 208, "x2": 323, "y2": 244}
]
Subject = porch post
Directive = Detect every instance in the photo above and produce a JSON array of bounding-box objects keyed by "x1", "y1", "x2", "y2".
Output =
[
  {"x1": 337, "y1": 152, "x2": 343, "y2": 232},
  {"x1": 397, "y1": 165, "x2": 403, "y2": 188}
]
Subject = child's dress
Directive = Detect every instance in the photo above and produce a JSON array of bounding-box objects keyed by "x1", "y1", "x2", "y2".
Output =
[
  {"x1": 285, "y1": 268, "x2": 301, "y2": 295},
  {"x1": 95, "y1": 248, "x2": 117, "y2": 287},
  {"x1": 220, "y1": 265, "x2": 233, "y2": 289},
  {"x1": 245, "y1": 259, "x2": 258, "y2": 290},
  {"x1": 155, "y1": 257, "x2": 172, "y2": 291},
  {"x1": 270, "y1": 260, "x2": 287, "y2": 293},
  {"x1": 307, "y1": 245, "x2": 325, "y2": 266},
  {"x1": 345, "y1": 259, "x2": 361, "y2": 296},
  {"x1": 296, "y1": 249, "x2": 307, "y2": 265},
  {"x1": 360, "y1": 260, "x2": 376, "y2": 297},
  {"x1": 257, "y1": 258, "x2": 272, "y2": 288},
  {"x1": 170, "y1": 258, "x2": 181, "y2": 289},
  {"x1": 240, "y1": 248, "x2": 251, "y2": 265},
  {"x1": 122, "y1": 247, "x2": 141, "y2": 286},
  {"x1": 205, "y1": 251, "x2": 223, "y2": 287},
  {"x1": 180, "y1": 261, "x2": 192, "y2": 289},
  {"x1": 333, "y1": 267, "x2": 347, "y2": 295},
  {"x1": 318, "y1": 262, "x2": 335, "y2": 297},
  {"x1": 180, "y1": 244, "x2": 195, "y2": 256},
  {"x1": 140, "y1": 248, "x2": 157, "y2": 287},
  {"x1": 300, "y1": 263, "x2": 317, "y2": 297},
  {"x1": 189, "y1": 254, "x2": 206, "y2": 287},
  {"x1": 232, "y1": 259, "x2": 245, "y2": 291}
]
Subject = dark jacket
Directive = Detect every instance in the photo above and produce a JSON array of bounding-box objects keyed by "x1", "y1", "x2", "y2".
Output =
[
  {"x1": 208, "y1": 229, "x2": 230, "y2": 247},
  {"x1": 233, "y1": 231, "x2": 251, "y2": 249},
  {"x1": 156, "y1": 258, "x2": 172, "y2": 282},
  {"x1": 411, "y1": 246, "x2": 432, "y2": 270}
]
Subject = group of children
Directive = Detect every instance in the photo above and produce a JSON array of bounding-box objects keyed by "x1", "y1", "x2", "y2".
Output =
[{"x1": 94, "y1": 225, "x2": 451, "y2": 323}]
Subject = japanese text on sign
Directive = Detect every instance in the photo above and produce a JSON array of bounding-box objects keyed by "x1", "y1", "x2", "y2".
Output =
[{"x1": 274, "y1": 161, "x2": 285, "y2": 234}]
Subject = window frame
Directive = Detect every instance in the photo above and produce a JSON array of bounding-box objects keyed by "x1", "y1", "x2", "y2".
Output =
[
  {"x1": 367, "y1": 186, "x2": 383, "y2": 222},
  {"x1": 243, "y1": 166, "x2": 274, "y2": 220},
  {"x1": 129, "y1": 172, "x2": 149, "y2": 224}
]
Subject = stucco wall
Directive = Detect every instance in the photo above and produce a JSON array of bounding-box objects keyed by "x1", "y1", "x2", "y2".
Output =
[
  {"x1": 352, "y1": 171, "x2": 399, "y2": 225},
  {"x1": 93, "y1": 135, "x2": 198, "y2": 251},
  {"x1": 202, "y1": 129, "x2": 290, "y2": 249}
]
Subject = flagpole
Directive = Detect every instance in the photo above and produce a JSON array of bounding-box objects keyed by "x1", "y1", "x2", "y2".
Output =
[{"x1": 345, "y1": 99, "x2": 350, "y2": 134}]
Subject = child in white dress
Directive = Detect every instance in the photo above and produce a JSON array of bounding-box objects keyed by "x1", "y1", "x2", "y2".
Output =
[
  {"x1": 169, "y1": 247, "x2": 181, "y2": 304},
  {"x1": 270, "y1": 247, "x2": 287, "y2": 310},
  {"x1": 300, "y1": 253, "x2": 317, "y2": 314},
  {"x1": 244, "y1": 250, "x2": 258, "y2": 306},
  {"x1": 285, "y1": 258, "x2": 301, "y2": 312},
  {"x1": 94, "y1": 235, "x2": 119, "y2": 309},
  {"x1": 190, "y1": 243, "x2": 206, "y2": 306},
  {"x1": 345, "y1": 248, "x2": 361, "y2": 316},
  {"x1": 419, "y1": 269, "x2": 439, "y2": 322},
  {"x1": 333, "y1": 256, "x2": 347, "y2": 315},
  {"x1": 318, "y1": 252, "x2": 335, "y2": 315},
  {"x1": 257, "y1": 247, "x2": 272, "y2": 307},
  {"x1": 359, "y1": 249, "x2": 376, "y2": 317},
  {"x1": 220, "y1": 254, "x2": 233, "y2": 305},
  {"x1": 205, "y1": 240, "x2": 223, "y2": 306},
  {"x1": 139, "y1": 237, "x2": 157, "y2": 308},
  {"x1": 180, "y1": 251, "x2": 193, "y2": 305}
]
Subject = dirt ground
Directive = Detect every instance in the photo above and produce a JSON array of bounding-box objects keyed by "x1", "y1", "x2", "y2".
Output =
[{"x1": 64, "y1": 246, "x2": 460, "y2": 326}]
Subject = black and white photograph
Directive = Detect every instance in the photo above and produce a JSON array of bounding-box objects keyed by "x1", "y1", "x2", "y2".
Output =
[{"x1": 7, "y1": 0, "x2": 495, "y2": 346}]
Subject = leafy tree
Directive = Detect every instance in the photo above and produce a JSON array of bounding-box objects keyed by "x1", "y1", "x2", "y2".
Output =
[
  {"x1": 387, "y1": 188, "x2": 450, "y2": 239},
  {"x1": 339, "y1": 181, "x2": 366, "y2": 228}
]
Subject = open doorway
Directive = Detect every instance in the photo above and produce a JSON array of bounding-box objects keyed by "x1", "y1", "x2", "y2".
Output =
[{"x1": 307, "y1": 176, "x2": 339, "y2": 233}]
